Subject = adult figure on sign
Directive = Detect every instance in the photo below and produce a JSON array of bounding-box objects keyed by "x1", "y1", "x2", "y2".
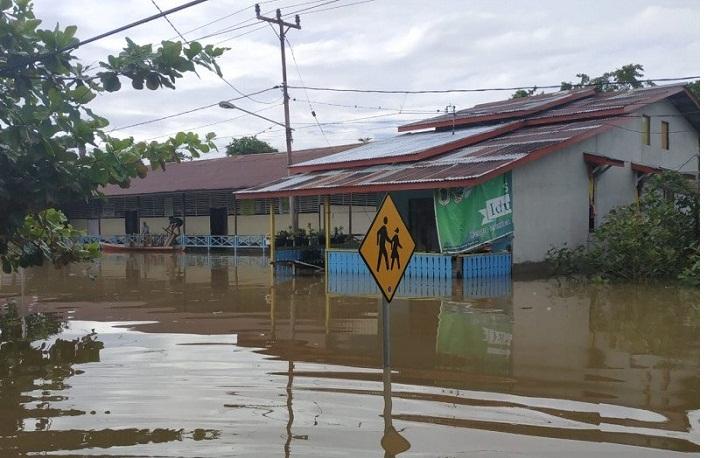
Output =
[{"x1": 376, "y1": 216, "x2": 392, "y2": 272}]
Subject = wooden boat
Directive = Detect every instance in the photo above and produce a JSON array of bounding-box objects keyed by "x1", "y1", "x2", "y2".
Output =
[{"x1": 100, "y1": 242, "x2": 184, "y2": 253}]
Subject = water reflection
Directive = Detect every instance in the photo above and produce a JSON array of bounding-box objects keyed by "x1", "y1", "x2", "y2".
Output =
[
  {"x1": 0, "y1": 253, "x2": 698, "y2": 456},
  {"x1": 0, "y1": 304, "x2": 212, "y2": 454}
]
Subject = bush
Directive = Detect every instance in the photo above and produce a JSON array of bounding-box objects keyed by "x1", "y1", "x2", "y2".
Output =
[{"x1": 547, "y1": 171, "x2": 698, "y2": 283}]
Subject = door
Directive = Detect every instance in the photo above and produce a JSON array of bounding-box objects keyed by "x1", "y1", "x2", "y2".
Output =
[
  {"x1": 209, "y1": 207, "x2": 228, "y2": 235},
  {"x1": 408, "y1": 198, "x2": 439, "y2": 252},
  {"x1": 124, "y1": 210, "x2": 139, "y2": 234}
]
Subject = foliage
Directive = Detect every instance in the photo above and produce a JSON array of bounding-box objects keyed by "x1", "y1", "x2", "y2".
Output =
[
  {"x1": 559, "y1": 63, "x2": 654, "y2": 92},
  {"x1": 511, "y1": 64, "x2": 655, "y2": 99},
  {"x1": 686, "y1": 80, "x2": 700, "y2": 100},
  {"x1": 0, "y1": 0, "x2": 225, "y2": 271},
  {"x1": 511, "y1": 86, "x2": 540, "y2": 99},
  {"x1": 225, "y1": 136, "x2": 277, "y2": 156},
  {"x1": 547, "y1": 171, "x2": 698, "y2": 282}
]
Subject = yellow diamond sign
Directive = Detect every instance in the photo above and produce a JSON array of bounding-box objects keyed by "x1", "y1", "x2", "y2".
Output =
[{"x1": 358, "y1": 194, "x2": 416, "y2": 302}]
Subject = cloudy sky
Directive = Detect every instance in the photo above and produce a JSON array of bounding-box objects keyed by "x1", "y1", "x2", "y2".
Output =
[{"x1": 35, "y1": 0, "x2": 699, "y2": 156}]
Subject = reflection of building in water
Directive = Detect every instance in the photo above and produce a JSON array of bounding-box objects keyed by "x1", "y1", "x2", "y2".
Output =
[
  {"x1": 6, "y1": 255, "x2": 698, "y2": 440},
  {"x1": 436, "y1": 302, "x2": 512, "y2": 376}
]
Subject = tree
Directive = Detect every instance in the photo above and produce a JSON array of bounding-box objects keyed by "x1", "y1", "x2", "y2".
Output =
[
  {"x1": 511, "y1": 64, "x2": 655, "y2": 99},
  {"x1": 0, "y1": 0, "x2": 226, "y2": 272},
  {"x1": 559, "y1": 63, "x2": 654, "y2": 92},
  {"x1": 511, "y1": 86, "x2": 539, "y2": 99},
  {"x1": 225, "y1": 136, "x2": 277, "y2": 155},
  {"x1": 686, "y1": 80, "x2": 700, "y2": 100}
]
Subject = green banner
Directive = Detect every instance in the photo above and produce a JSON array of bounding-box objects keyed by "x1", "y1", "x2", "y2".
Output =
[
  {"x1": 436, "y1": 302, "x2": 512, "y2": 376},
  {"x1": 434, "y1": 173, "x2": 513, "y2": 253}
]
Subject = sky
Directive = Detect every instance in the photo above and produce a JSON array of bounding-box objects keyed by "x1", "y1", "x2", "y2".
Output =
[{"x1": 34, "y1": 0, "x2": 700, "y2": 156}]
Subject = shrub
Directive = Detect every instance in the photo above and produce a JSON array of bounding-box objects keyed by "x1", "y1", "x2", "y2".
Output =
[{"x1": 547, "y1": 171, "x2": 698, "y2": 283}]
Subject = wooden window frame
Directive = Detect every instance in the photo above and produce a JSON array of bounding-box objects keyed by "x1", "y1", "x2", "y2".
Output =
[
  {"x1": 661, "y1": 121, "x2": 670, "y2": 150},
  {"x1": 641, "y1": 115, "x2": 651, "y2": 145}
]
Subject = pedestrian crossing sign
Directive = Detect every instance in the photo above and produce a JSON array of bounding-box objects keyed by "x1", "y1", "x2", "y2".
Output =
[{"x1": 358, "y1": 194, "x2": 416, "y2": 302}]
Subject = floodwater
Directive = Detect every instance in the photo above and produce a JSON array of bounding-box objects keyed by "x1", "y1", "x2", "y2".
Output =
[{"x1": 0, "y1": 253, "x2": 699, "y2": 457}]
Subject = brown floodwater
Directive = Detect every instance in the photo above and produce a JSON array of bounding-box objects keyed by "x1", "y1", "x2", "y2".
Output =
[{"x1": 0, "y1": 253, "x2": 699, "y2": 457}]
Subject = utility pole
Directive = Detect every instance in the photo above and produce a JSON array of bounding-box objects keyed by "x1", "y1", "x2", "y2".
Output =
[{"x1": 256, "y1": 4, "x2": 301, "y2": 231}]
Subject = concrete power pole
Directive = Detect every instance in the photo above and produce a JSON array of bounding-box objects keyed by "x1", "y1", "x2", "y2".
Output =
[{"x1": 256, "y1": 4, "x2": 300, "y2": 231}]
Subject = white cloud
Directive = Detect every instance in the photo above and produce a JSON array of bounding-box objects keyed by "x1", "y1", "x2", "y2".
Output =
[{"x1": 31, "y1": 0, "x2": 699, "y2": 152}]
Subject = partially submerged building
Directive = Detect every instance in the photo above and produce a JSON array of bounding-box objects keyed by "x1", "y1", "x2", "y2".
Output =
[
  {"x1": 65, "y1": 144, "x2": 379, "y2": 244},
  {"x1": 236, "y1": 85, "x2": 699, "y2": 274}
]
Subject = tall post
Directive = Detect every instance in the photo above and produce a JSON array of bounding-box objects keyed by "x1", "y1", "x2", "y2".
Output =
[
  {"x1": 270, "y1": 199, "x2": 276, "y2": 268},
  {"x1": 324, "y1": 195, "x2": 331, "y2": 251},
  {"x1": 256, "y1": 4, "x2": 301, "y2": 231}
]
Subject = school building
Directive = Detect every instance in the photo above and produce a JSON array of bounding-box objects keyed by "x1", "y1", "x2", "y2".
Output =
[{"x1": 235, "y1": 84, "x2": 699, "y2": 276}]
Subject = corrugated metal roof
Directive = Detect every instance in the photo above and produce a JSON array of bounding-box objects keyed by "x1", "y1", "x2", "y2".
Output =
[
  {"x1": 235, "y1": 85, "x2": 698, "y2": 198},
  {"x1": 237, "y1": 118, "x2": 620, "y2": 198},
  {"x1": 528, "y1": 85, "x2": 686, "y2": 123},
  {"x1": 102, "y1": 144, "x2": 360, "y2": 196},
  {"x1": 398, "y1": 85, "x2": 690, "y2": 132},
  {"x1": 290, "y1": 121, "x2": 517, "y2": 172},
  {"x1": 398, "y1": 88, "x2": 596, "y2": 132}
]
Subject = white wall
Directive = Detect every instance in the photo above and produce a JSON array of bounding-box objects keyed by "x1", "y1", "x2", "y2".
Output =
[
  {"x1": 101, "y1": 218, "x2": 125, "y2": 236},
  {"x1": 512, "y1": 99, "x2": 699, "y2": 264},
  {"x1": 512, "y1": 140, "x2": 590, "y2": 264},
  {"x1": 80, "y1": 205, "x2": 377, "y2": 237}
]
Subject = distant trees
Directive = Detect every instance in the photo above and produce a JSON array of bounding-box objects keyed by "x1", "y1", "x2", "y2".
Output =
[
  {"x1": 686, "y1": 80, "x2": 700, "y2": 99},
  {"x1": 225, "y1": 136, "x2": 277, "y2": 155},
  {"x1": 511, "y1": 64, "x2": 656, "y2": 99}
]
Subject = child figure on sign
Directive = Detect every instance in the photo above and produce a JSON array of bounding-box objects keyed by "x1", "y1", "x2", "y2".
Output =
[{"x1": 390, "y1": 228, "x2": 402, "y2": 269}]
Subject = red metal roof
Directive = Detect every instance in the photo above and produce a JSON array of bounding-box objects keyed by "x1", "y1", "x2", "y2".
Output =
[
  {"x1": 398, "y1": 88, "x2": 596, "y2": 132},
  {"x1": 398, "y1": 85, "x2": 690, "y2": 133},
  {"x1": 235, "y1": 85, "x2": 698, "y2": 199},
  {"x1": 102, "y1": 144, "x2": 360, "y2": 196},
  {"x1": 236, "y1": 118, "x2": 626, "y2": 199},
  {"x1": 526, "y1": 85, "x2": 687, "y2": 126},
  {"x1": 290, "y1": 121, "x2": 523, "y2": 173},
  {"x1": 631, "y1": 162, "x2": 663, "y2": 174},
  {"x1": 584, "y1": 153, "x2": 625, "y2": 168}
]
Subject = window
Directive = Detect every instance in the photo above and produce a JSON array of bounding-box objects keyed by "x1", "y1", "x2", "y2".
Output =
[
  {"x1": 641, "y1": 115, "x2": 651, "y2": 145},
  {"x1": 661, "y1": 121, "x2": 670, "y2": 150}
]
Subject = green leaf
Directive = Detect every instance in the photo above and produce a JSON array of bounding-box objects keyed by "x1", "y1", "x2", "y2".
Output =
[
  {"x1": 64, "y1": 25, "x2": 77, "y2": 38},
  {"x1": 185, "y1": 41, "x2": 202, "y2": 60},
  {"x1": 70, "y1": 85, "x2": 95, "y2": 103}
]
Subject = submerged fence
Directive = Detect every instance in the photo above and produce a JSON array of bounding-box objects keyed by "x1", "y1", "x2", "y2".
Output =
[
  {"x1": 77, "y1": 234, "x2": 268, "y2": 250},
  {"x1": 325, "y1": 249, "x2": 511, "y2": 279}
]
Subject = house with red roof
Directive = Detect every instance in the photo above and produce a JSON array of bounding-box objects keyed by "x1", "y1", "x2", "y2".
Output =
[
  {"x1": 64, "y1": 144, "x2": 379, "y2": 246},
  {"x1": 237, "y1": 84, "x2": 699, "y2": 273}
]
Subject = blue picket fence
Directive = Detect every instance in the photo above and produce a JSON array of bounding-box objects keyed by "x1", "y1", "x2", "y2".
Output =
[
  {"x1": 463, "y1": 275, "x2": 512, "y2": 298},
  {"x1": 326, "y1": 249, "x2": 511, "y2": 279},
  {"x1": 327, "y1": 250, "x2": 452, "y2": 279},
  {"x1": 275, "y1": 248, "x2": 304, "y2": 262},
  {"x1": 461, "y1": 252, "x2": 512, "y2": 277},
  {"x1": 327, "y1": 273, "x2": 452, "y2": 298}
]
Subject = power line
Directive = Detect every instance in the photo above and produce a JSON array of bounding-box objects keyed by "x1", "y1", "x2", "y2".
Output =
[
  {"x1": 293, "y1": 0, "x2": 374, "y2": 15},
  {"x1": 144, "y1": 101, "x2": 282, "y2": 141},
  {"x1": 149, "y1": 0, "x2": 275, "y2": 106},
  {"x1": 187, "y1": 0, "x2": 335, "y2": 42},
  {"x1": 107, "y1": 86, "x2": 279, "y2": 132},
  {"x1": 283, "y1": 77, "x2": 700, "y2": 95},
  {"x1": 284, "y1": 34, "x2": 330, "y2": 146},
  {"x1": 208, "y1": 0, "x2": 363, "y2": 45},
  {"x1": 0, "y1": 0, "x2": 208, "y2": 76},
  {"x1": 290, "y1": 97, "x2": 442, "y2": 114}
]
